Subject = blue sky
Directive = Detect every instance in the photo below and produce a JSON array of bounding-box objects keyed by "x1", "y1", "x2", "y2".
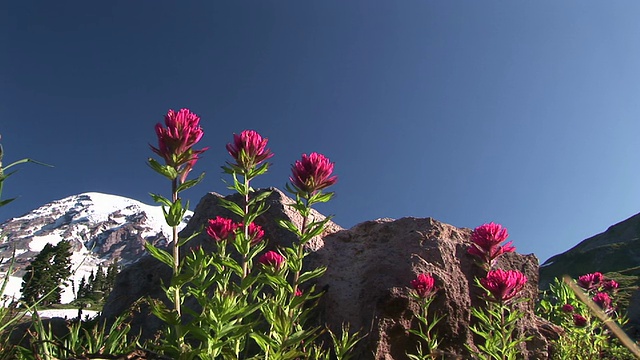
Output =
[{"x1": 2, "y1": 1, "x2": 640, "y2": 263}]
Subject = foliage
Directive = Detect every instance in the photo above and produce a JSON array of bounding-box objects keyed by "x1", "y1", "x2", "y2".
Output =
[
  {"x1": 144, "y1": 124, "x2": 362, "y2": 359},
  {"x1": 20, "y1": 240, "x2": 73, "y2": 307},
  {"x1": 75, "y1": 260, "x2": 120, "y2": 306},
  {"x1": 537, "y1": 277, "x2": 637, "y2": 359},
  {"x1": 13, "y1": 312, "x2": 140, "y2": 359}
]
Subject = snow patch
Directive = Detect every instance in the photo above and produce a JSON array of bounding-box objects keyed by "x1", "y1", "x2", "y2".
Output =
[{"x1": 29, "y1": 233, "x2": 65, "y2": 252}]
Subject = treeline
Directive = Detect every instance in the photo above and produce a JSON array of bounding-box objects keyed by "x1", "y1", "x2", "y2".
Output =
[
  {"x1": 75, "y1": 260, "x2": 119, "y2": 305},
  {"x1": 19, "y1": 239, "x2": 119, "y2": 308}
]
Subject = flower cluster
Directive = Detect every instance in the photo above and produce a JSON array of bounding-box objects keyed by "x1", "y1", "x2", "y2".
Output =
[
  {"x1": 289, "y1": 152, "x2": 338, "y2": 196},
  {"x1": 206, "y1": 216, "x2": 239, "y2": 242},
  {"x1": 226, "y1": 130, "x2": 274, "y2": 171},
  {"x1": 468, "y1": 222, "x2": 515, "y2": 268},
  {"x1": 480, "y1": 268, "x2": 528, "y2": 303},
  {"x1": 577, "y1": 272, "x2": 604, "y2": 290},
  {"x1": 206, "y1": 217, "x2": 265, "y2": 245},
  {"x1": 259, "y1": 250, "x2": 285, "y2": 270},
  {"x1": 151, "y1": 108, "x2": 208, "y2": 182},
  {"x1": 410, "y1": 273, "x2": 437, "y2": 299}
]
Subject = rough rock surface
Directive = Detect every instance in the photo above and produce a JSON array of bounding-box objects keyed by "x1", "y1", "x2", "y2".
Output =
[
  {"x1": 315, "y1": 217, "x2": 549, "y2": 359},
  {"x1": 103, "y1": 188, "x2": 553, "y2": 359}
]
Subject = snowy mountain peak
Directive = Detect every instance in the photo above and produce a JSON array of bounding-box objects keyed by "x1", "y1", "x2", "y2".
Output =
[{"x1": 0, "y1": 192, "x2": 192, "y2": 303}]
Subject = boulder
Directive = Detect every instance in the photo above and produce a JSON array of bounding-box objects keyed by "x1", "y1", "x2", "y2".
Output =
[{"x1": 102, "y1": 188, "x2": 554, "y2": 358}]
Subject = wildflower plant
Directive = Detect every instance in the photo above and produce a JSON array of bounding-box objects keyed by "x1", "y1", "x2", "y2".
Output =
[
  {"x1": 466, "y1": 223, "x2": 533, "y2": 360},
  {"x1": 145, "y1": 108, "x2": 208, "y2": 355},
  {"x1": 469, "y1": 269, "x2": 533, "y2": 360},
  {"x1": 143, "y1": 122, "x2": 361, "y2": 359},
  {"x1": 407, "y1": 273, "x2": 443, "y2": 360},
  {"x1": 537, "y1": 274, "x2": 636, "y2": 359}
]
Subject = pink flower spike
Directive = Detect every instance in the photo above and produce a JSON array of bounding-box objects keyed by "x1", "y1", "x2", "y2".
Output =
[
  {"x1": 480, "y1": 269, "x2": 528, "y2": 303},
  {"x1": 259, "y1": 251, "x2": 285, "y2": 270},
  {"x1": 226, "y1": 130, "x2": 274, "y2": 171},
  {"x1": 151, "y1": 108, "x2": 208, "y2": 172},
  {"x1": 468, "y1": 222, "x2": 515, "y2": 267},
  {"x1": 561, "y1": 304, "x2": 575, "y2": 313},
  {"x1": 410, "y1": 273, "x2": 437, "y2": 299},
  {"x1": 206, "y1": 217, "x2": 238, "y2": 242},
  {"x1": 290, "y1": 152, "x2": 338, "y2": 195},
  {"x1": 295, "y1": 288, "x2": 303, "y2": 297}
]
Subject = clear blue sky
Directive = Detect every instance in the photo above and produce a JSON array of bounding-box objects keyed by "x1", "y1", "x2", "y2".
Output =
[{"x1": 2, "y1": 1, "x2": 640, "y2": 264}]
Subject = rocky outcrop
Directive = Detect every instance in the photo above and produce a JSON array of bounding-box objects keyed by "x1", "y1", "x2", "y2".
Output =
[
  {"x1": 103, "y1": 188, "x2": 553, "y2": 359},
  {"x1": 315, "y1": 217, "x2": 549, "y2": 359}
]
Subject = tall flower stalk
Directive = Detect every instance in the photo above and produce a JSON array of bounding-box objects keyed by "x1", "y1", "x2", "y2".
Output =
[
  {"x1": 285, "y1": 152, "x2": 337, "y2": 300},
  {"x1": 407, "y1": 273, "x2": 443, "y2": 359},
  {"x1": 466, "y1": 223, "x2": 533, "y2": 359},
  {"x1": 222, "y1": 130, "x2": 274, "y2": 278},
  {"x1": 146, "y1": 108, "x2": 207, "y2": 351}
]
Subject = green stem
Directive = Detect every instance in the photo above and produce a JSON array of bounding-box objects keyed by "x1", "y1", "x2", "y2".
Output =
[
  {"x1": 242, "y1": 172, "x2": 251, "y2": 279},
  {"x1": 500, "y1": 303, "x2": 507, "y2": 360},
  {"x1": 172, "y1": 178, "x2": 181, "y2": 317},
  {"x1": 290, "y1": 196, "x2": 309, "y2": 312}
]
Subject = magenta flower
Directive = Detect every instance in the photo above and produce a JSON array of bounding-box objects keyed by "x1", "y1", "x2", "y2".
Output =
[
  {"x1": 573, "y1": 313, "x2": 587, "y2": 327},
  {"x1": 577, "y1": 272, "x2": 604, "y2": 290},
  {"x1": 468, "y1": 222, "x2": 515, "y2": 267},
  {"x1": 480, "y1": 269, "x2": 528, "y2": 303},
  {"x1": 226, "y1": 130, "x2": 274, "y2": 171},
  {"x1": 239, "y1": 222, "x2": 265, "y2": 245},
  {"x1": 410, "y1": 273, "x2": 437, "y2": 299},
  {"x1": 290, "y1": 152, "x2": 338, "y2": 195},
  {"x1": 295, "y1": 288, "x2": 303, "y2": 297},
  {"x1": 602, "y1": 279, "x2": 619, "y2": 292},
  {"x1": 151, "y1": 109, "x2": 208, "y2": 181},
  {"x1": 592, "y1": 292, "x2": 612, "y2": 311},
  {"x1": 561, "y1": 304, "x2": 575, "y2": 313},
  {"x1": 206, "y1": 216, "x2": 238, "y2": 242},
  {"x1": 259, "y1": 251, "x2": 285, "y2": 270}
]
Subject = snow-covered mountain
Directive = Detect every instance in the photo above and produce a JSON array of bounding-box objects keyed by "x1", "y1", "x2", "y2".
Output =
[{"x1": 0, "y1": 192, "x2": 191, "y2": 304}]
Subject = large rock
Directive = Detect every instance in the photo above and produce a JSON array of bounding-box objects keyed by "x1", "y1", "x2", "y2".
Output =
[
  {"x1": 103, "y1": 188, "x2": 553, "y2": 358},
  {"x1": 315, "y1": 217, "x2": 550, "y2": 359}
]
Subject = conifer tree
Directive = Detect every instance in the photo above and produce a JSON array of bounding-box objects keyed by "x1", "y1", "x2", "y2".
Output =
[{"x1": 20, "y1": 240, "x2": 73, "y2": 306}]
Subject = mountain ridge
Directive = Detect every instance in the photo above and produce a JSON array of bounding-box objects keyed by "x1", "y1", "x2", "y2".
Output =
[{"x1": 0, "y1": 192, "x2": 190, "y2": 304}]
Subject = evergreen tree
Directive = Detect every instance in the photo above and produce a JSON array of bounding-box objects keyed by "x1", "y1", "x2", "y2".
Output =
[
  {"x1": 91, "y1": 265, "x2": 105, "y2": 301},
  {"x1": 20, "y1": 240, "x2": 73, "y2": 306},
  {"x1": 76, "y1": 275, "x2": 87, "y2": 300},
  {"x1": 105, "y1": 259, "x2": 119, "y2": 292}
]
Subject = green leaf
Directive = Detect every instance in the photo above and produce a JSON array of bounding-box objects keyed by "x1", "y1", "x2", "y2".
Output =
[
  {"x1": 298, "y1": 267, "x2": 327, "y2": 284},
  {"x1": 176, "y1": 171, "x2": 205, "y2": 193},
  {"x1": 144, "y1": 242, "x2": 174, "y2": 268},
  {"x1": 278, "y1": 219, "x2": 301, "y2": 236},
  {"x1": 3, "y1": 158, "x2": 53, "y2": 171},
  {"x1": 165, "y1": 199, "x2": 186, "y2": 227},
  {"x1": 248, "y1": 189, "x2": 272, "y2": 206},
  {"x1": 0, "y1": 198, "x2": 15, "y2": 207},
  {"x1": 218, "y1": 198, "x2": 245, "y2": 217},
  {"x1": 177, "y1": 229, "x2": 201, "y2": 247},
  {"x1": 148, "y1": 158, "x2": 178, "y2": 180},
  {"x1": 149, "y1": 193, "x2": 172, "y2": 207}
]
